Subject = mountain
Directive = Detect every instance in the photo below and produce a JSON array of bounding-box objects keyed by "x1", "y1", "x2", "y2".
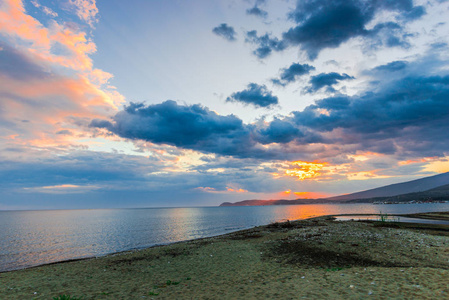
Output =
[
  {"x1": 220, "y1": 198, "x2": 333, "y2": 207},
  {"x1": 347, "y1": 183, "x2": 449, "y2": 203},
  {"x1": 328, "y1": 172, "x2": 449, "y2": 201},
  {"x1": 219, "y1": 172, "x2": 449, "y2": 206}
]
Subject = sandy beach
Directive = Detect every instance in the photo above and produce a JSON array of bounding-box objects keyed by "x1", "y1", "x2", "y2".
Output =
[{"x1": 1, "y1": 212, "x2": 449, "y2": 299}]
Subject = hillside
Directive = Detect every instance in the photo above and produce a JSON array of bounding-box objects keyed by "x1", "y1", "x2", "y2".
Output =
[
  {"x1": 220, "y1": 172, "x2": 449, "y2": 206},
  {"x1": 347, "y1": 183, "x2": 449, "y2": 203},
  {"x1": 328, "y1": 172, "x2": 449, "y2": 201}
]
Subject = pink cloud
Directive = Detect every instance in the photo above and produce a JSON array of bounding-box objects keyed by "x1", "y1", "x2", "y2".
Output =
[
  {"x1": 0, "y1": 0, "x2": 124, "y2": 149},
  {"x1": 0, "y1": 0, "x2": 50, "y2": 48}
]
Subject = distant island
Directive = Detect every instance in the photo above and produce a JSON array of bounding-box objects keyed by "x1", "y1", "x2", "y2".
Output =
[{"x1": 220, "y1": 172, "x2": 449, "y2": 206}]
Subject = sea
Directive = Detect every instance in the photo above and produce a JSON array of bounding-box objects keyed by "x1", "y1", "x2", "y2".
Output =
[{"x1": 1, "y1": 202, "x2": 449, "y2": 272}]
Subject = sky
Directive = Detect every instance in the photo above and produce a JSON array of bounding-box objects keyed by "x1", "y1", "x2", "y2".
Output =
[{"x1": 1, "y1": 0, "x2": 449, "y2": 210}]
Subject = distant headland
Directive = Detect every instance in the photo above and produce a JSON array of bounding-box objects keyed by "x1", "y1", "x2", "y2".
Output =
[{"x1": 220, "y1": 172, "x2": 449, "y2": 206}]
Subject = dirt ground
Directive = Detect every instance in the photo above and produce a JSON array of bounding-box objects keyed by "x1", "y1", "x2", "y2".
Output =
[{"x1": 1, "y1": 213, "x2": 449, "y2": 299}]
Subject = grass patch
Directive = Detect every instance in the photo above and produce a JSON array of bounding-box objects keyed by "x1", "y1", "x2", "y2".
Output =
[
  {"x1": 378, "y1": 212, "x2": 400, "y2": 223},
  {"x1": 324, "y1": 267, "x2": 345, "y2": 272},
  {"x1": 53, "y1": 295, "x2": 83, "y2": 300},
  {"x1": 264, "y1": 238, "x2": 400, "y2": 268},
  {"x1": 267, "y1": 220, "x2": 295, "y2": 230}
]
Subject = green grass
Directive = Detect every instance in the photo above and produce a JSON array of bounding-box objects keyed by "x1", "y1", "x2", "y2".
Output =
[
  {"x1": 53, "y1": 295, "x2": 83, "y2": 300},
  {"x1": 378, "y1": 212, "x2": 400, "y2": 223},
  {"x1": 325, "y1": 267, "x2": 344, "y2": 272}
]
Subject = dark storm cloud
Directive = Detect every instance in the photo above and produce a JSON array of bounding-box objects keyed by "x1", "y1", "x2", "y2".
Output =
[
  {"x1": 284, "y1": 0, "x2": 369, "y2": 59},
  {"x1": 272, "y1": 63, "x2": 315, "y2": 86},
  {"x1": 245, "y1": 30, "x2": 287, "y2": 58},
  {"x1": 293, "y1": 71, "x2": 449, "y2": 156},
  {"x1": 255, "y1": 119, "x2": 302, "y2": 144},
  {"x1": 91, "y1": 100, "x2": 266, "y2": 158},
  {"x1": 307, "y1": 72, "x2": 354, "y2": 93},
  {"x1": 92, "y1": 100, "x2": 247, "y2": 149},
  {"x1": 212, "y1": 23, "x2": 237, "y2": 41},
  {"x1": 226, "y1": 83, "x2": 278, "y2": 108},
  {"x1": 246, "y1": 0, "x2": 426, "y2": 60},
  {"x1": 91, "y1": 56, "x2": 449, "y2": 160}
]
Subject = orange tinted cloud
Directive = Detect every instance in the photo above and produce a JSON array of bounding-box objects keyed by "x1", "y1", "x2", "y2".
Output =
[
  {"x1": 284, "y1": 161, "x2": 326, "y2": 180},
  {"x1": 226, "y1": 187, "x2": 248, "y2": 193},
  {"x1": 23, "y1": 184, "x2": 100, "y2": 194},
  {"x1": 423, "y1": 157, "x2": 449, "y2": 173},
  {"x1": 1, "y1": 0, "x2": 106, "y2": 74},
  {"x1": 398, "y1": 157, "x2": 438, "y2": 166},
  {"x1": 346, "y1": 170, "x2": 391, "y2": 180},
  {"x1": 0, "y1": 0, "x2": 50, "y2": 48}
]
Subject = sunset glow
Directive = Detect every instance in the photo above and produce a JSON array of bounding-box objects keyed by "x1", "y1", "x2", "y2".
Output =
[
  {"x1": 284, "y1": 161, "x2": 326, "y2": 180},
  {"x1": 1, "y1": 0, "x2": 449, "y2": 209}
]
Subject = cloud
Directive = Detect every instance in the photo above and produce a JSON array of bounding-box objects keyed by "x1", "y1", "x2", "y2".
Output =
[
  {"x1": 0, "y1": 0, "x2": 123, "y2": 150},
  {"x1": 23, "y1": 184, "x2": 100, "y2": 194},
  {"x1": 31, "y1": 0, "x2": 58, "y2": 17},
  {"x1": 226, "y1": 83, "x2": 278, "y2": 108},
  {"x1": 245, "y1": 30, "x2": 287, "y2": 58},
  {"x1": 245, "y1": 0, "x2": 426, "y2": 60},
  {"x1": 90, "y1": 100, "x2": 259, "y2": 157},
  {"x1": 307, "y1": 72, "x2": 354, "y2": 93},
  {"x1": 0, "y1": 42, "x2": 49, "y2": 80},
  {"x1": 364, "y1": 22, "x2": 411, "y2": 50},
  {"x1": 255, "y1": 118, "x2": 302, "y2": 144},
  {"x1": 92, "y1": 53, "x2": 449, "y2": 163},
  {"x1": 68, "y1": 0, "x2": 99, "y2": 27},
  {"x1": 212, "y1": 23, "x2": 237, "y2": 41},
  {"x1": 272, "y1": 63, "x2": 315, "y2": 86},
  {"x1": 0, "y1": 0, "x2": 100, "y2": 72},
  {"x1": 372, "y1": 60, "x2": 408, "y2": 73},
  {"x1": 284, "y1": 0, "x2": 369, "y2": 59},
  {"x1": 246, "y1": 6, "x2": 268, "y2": 19},
  {"x1": 292, "y1": 64, "x2": 449, "y2": 157}
]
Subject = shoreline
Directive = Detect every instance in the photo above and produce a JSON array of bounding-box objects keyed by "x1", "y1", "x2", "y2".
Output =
[
  {"x1": 2, "y1": 211, "x2": 449, "y2": 274},
  {"x1": 1, "y1": 212, "x2": 449, "y2": 299}
]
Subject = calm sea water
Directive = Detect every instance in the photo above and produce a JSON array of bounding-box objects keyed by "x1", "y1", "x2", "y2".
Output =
[{"x1": 1, "y1": 203, "x2": 449, "y2": 272}]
